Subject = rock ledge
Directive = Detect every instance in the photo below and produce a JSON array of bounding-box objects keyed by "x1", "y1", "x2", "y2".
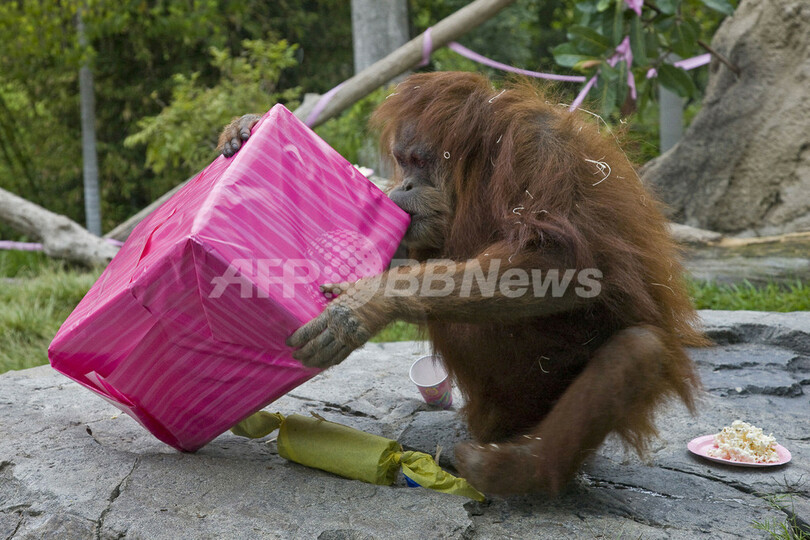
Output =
[{"x1": 1, "y1": 311, "x2": 808, "y2": 539}]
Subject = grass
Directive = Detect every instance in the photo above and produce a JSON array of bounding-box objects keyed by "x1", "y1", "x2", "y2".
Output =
[
  {"x1": 0, "y1": 248, "x2": 57, "y2": 277},
  {"x1": 1, "y1": 247, "x2": 809, "y2": 375},
  {"x1": 754, "y1": 516, "x2": 809, "y2": 540},
  {"x1": 690, "y1": 280, "x2": 810, "y2": 311},
  {"x1": 0, "y1": 256, "x2": 100, "y2": 373},
  {"x1": 752, "y1": 492, "x2": 809, "y2": 539}
]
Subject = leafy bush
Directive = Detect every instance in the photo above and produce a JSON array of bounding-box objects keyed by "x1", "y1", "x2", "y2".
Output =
[
  {"x1": 125, "y1": 37, "x2": 301, "y2": 175},
  {"x1": 552, "y1": 0, "x2": 735, "y2": 118},
  {"x1": 312, "y1": 86, "x2": 392, "y2": 167}
]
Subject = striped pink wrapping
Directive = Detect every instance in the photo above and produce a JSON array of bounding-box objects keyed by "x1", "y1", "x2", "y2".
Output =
[{"x1": 48, "y1": 104, "x2": 410, "y2": 452}]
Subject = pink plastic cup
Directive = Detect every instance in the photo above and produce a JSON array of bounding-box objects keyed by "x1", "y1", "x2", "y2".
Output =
[{"x1": 409, "y1": 355, "x2": 453, "y2": 409}]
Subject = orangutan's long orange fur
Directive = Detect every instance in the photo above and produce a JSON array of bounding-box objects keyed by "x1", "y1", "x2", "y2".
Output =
[{"x1": 368, "y1": 72, "x2": 705, "y2": 494}]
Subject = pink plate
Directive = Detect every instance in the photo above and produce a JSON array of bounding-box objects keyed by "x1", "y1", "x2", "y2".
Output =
[{"x1": 687, "y1": 434, "x2": 792, "y2": 467}]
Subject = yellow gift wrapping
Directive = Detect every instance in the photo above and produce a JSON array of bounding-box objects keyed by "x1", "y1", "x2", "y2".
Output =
[{"x1": 231, "y1": 412, "x2": 484, "y2": 502}]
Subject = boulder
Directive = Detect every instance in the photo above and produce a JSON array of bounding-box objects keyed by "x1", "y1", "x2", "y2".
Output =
[
  {"x1": 643, "y1": 0, "x2": 810, "y2": 236},
  {"x1": 1, "y1": 312, "x2": 808, "y2": 539}
]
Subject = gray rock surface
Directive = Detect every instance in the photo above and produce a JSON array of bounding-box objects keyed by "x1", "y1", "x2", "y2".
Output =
[
  {"x1": 1, "y1": 311, "x2": 808, "y2": 539},
  {"x1": 643, "y1": 0, "x2": 810, "y2": 236},
  {"x1": 682, "y1": 231, "x2": 810, "y2": 284}
]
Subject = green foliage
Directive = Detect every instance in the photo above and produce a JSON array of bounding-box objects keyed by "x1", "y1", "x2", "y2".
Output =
[
  {"x1": 410, "y1": 0, "x2": 583, "y2": 105},
  {"x1": 0, "y1": 0, "x2": 238, "y2": 227},
  {"x1": 314, "y1": 86, "x2": 390, "y2": 166},
  {"x1": 554, "y1": 0, "x2": 736, "y2": 118},
  {"x1": 0, "y1": 0, "x2": 738, "y2": 242},
  {"x1": 0, "y1": 82, "x2": 82, "y2": 215},
  {"x1": 412, "y1": 0, "x2": 541, "y2": 71},
  {"x1": 424, "y1": 47, "x2": 485, "y2": 74},
  {"x1": 125, "y1": 37, "x2": 301, "y2": 175},
  {"x1": 264, "y1": 1, "x2": 352, "y2": 94},
  {"x1": 0, "y1": 0, "x2": 85, "y2": 216},
  {"x1": 370, "y1": 321, "x2": 425, "y2": 343},
  {"x1": 0, "y1": 1, "x2": 348, "y2": 234},
  {"x1": 0, "y1": 0, "x2": 83, "y2": 73}
]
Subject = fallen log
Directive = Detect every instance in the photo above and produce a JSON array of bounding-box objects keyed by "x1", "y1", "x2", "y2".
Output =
[{"x1": 0, "y1": 187, "x2": 118, "y2": 266}]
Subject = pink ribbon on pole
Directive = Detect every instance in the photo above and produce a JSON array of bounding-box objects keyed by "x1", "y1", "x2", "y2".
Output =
[
  {"x1": 569, "y1": 41, "x2": 712, "y2": 110},
  {"x1": 307, "y1": 27, "x2": 588, "y2": 126},
  {"x1": 0, "y1": 241, "x2": 44, "y2": 251},
  {"x1": 607, "y1": 36, "x2": 637, "y2": 100},
  {"x1": 305, "y1": 82, "x2": 346, "y2": 127},
  {"x1": 419, "y1": 26, "x2": 586, "y2": 83},
  {"x1": 569, "y1": 35, "x2": 636, "y2": 111},
  {"x1": 674, "y1": 53, "x2": 712, "y2": 70},
  {"x1": 0, "y1": 238, "x2": 123, "y2": 252},
  {"x1": 569, "y1": 73, "x2": 599, "y2": 111},
  {"x1": 647, "y1": 53, "x2": 712, "y2": 79},
  {"x1": 307, "y1": 27, "x2": 714, "y2": 123},
  {"x1": 446, "y1": 42, "x2": 587, "y2": 83},
  {"x1": 419, "y1": 27, "x2": 433, "y2": 67}
]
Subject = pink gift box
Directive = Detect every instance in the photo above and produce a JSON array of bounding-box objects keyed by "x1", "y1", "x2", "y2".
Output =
[{"x1": 48, "y1": 104, "x2": 409, "y2": 452}]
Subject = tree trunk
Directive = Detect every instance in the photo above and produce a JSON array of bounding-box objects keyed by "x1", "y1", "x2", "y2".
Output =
[
  {"x1": 0, "y1": 186, "x2": 118, "y2": 266},
  {"x1": 351, "y1": 0, "x2": 409, "y2": 74},
  {"x1": 351, "y1": 0, "x2": 410, "y2": 176},
  {"x1": 77, "y1": 9, "x2": 102, "y2": 236}
]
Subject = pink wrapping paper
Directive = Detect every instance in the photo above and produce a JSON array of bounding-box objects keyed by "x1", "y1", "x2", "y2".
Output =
[{"x1": 48, "y1": 104, "x2": 410, "y2": 452}]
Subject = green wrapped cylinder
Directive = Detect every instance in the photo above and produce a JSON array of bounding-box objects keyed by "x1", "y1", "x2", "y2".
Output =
[
  {"x1": 231, "y1": 411, "x2": 484, "y2": 501},
  {"x1": 279, "y1": 414, "x2": 401, "y2": 486}
]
